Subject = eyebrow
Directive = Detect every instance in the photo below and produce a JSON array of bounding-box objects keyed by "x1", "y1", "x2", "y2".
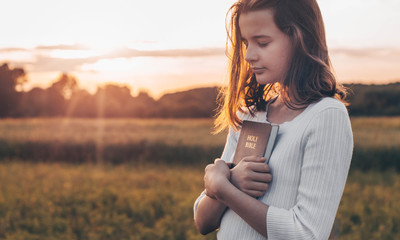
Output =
[
  {"x1": 253, "y1": 35, "x2": 272, "y2": 39},
  {"x1": 241, "y1": 35, "x2": 272, "y2": 41}
]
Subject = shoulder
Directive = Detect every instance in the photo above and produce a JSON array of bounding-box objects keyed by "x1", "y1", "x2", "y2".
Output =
[
  {"x1": 300, "y1": 97, "x2": 352, "y2": 134},
  {"x1": 310, "y1": 97, "x2": 348, "y2": 113},
  {"x1": 303, "y1": 97, "x2": 352, "y2": 137},
  {"x1": 303, "y1": 97, "x2": 349, "y2": 123}
]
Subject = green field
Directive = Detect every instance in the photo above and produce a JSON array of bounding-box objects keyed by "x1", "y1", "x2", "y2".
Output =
[
  {"x1": 1, "y1": 117, "x2": 399, "y2": 170},
  {"x1": 0, "y1": 162, "x2": 398, "y2": 240},
  {"x1": 0, "y1": 118, "x2": 225, "y2": 147},
  {"x1": 1, "y1": 117, "x2": 399, "y2": 149},
  {"x1": 0, "y1": 117, "x2": 399, "y2": 239}
]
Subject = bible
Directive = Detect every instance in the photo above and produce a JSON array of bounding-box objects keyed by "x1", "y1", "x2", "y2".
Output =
[{"x1": 232, "y1": 120, "x2": 279, "y2": 165}]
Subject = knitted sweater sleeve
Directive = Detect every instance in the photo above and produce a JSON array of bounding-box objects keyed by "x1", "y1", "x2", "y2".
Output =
[
  {"x1": 193, "y1": 125, "x2": 238, "y2": 214},
  {"x1": 266, "y1": 107, "x2": 353, "y2": 239}
]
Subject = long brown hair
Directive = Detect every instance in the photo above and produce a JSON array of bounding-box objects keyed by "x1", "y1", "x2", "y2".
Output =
[{"x1": 214, "y1": 0, "x2": 347, "y2": 133}]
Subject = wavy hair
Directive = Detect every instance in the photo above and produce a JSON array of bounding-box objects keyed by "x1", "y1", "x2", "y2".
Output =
[{"x1": 214, "y1": 0, "x2": 347, "y2": 133}]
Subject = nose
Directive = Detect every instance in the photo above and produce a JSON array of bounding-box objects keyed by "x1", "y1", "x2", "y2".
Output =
[{"x1": 244, "y1": 45, "x2": 258, "y2": 63}]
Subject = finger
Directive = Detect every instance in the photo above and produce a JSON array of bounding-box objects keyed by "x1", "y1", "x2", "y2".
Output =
[
  {"x1": 250, "y1": 172, "x2": 272, "y2": 183},
  {"x1": 242, "y1": 156, "x2": 267, "y2": 163},
  {"x1": 214, "y1": 158, "x2": 223, "y2": 164},
  {"x1": 246, "y1": 181, "x2": 270, "y2": 192},
  {"x1": 248, "y1": 162, "x2": 270, "y2": 173},
  {"x1": 205, "y1": 163, "x2": 214, "y2": 172},
  {"x1": 214, "y1": 159, "x2": 226, "y2": 167}
]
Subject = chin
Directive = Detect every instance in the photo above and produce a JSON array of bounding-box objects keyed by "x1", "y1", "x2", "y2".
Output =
[{"x1": 255, "y1": 76, "x2": 276, "y2": 85}]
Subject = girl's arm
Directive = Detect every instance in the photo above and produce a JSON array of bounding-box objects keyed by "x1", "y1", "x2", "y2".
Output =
[
  {"x1": 194, "y1": 125, "x2": 238, "y2": 234},
  {"x1": 204, "y1": 159, "x2": 270, "y2": 238},
  {"x1": 194, "y1": 193, "x2": 227, "y2": 235},
  {"x1": 265, "y1": 108, "x2": 353, "y2": 239},
  {"x1": 194, "y1": 156, "x2": 271, "y2": 235}
]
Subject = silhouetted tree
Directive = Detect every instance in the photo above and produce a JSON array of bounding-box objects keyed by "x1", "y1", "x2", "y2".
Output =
[
  {"x1": 41, "y1": 73, "x2": 78, "y2": 116},
  {"x1": 346, "y1": 83, "x2": 400, "y2": 116},
  {"x1": 157, "y1": 87, "x2": 218, "y2": 118},
  {"x1": 94, "y1": 84, "x2": 134, "y2": 117},
  {"x1": 51, "y1": 73, "x2": 78, "y2": 99},
  {"x1": 3, "y1": 62, "x2": 399, "y2": 118},
  {"x1": 0, "y1": 63, "x2": 26, "y2": 117},
  {"x1": 16, "y1": 87, "x2": 47, "y2": 117},
  {"x1": 67, "y1": 89, "x2": 97, "y2": 117},
  {"x1": 129, "y1": 90, "x2": 157, "y2": 117}
]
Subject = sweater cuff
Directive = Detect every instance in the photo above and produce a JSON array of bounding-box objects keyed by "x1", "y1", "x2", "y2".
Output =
[
  {"x1": 267, "y1": 206, "x2": 311, "y2": 239},
  {"x1": 193, "y1": 191, "x2": 206, "y2": 215},
  {"x1": 267, "y1": 206, "x2": 291, "y2": 239}
]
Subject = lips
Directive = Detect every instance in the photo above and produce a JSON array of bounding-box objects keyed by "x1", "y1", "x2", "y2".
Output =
[{"x1": 251, "y1": 67, "x2": 266, "y2": 74}]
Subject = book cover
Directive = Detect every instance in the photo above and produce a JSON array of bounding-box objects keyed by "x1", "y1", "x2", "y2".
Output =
[{"x1": 232, "y1": 120, "x2": 279, "y2": 165}]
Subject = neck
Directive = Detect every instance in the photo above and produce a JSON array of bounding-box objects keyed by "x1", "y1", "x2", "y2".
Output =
[{"x1": 276, "y1": 92, "x2": 307, "y2": 110}]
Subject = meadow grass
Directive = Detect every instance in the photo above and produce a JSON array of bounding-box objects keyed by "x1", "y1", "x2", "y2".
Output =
[
  {"x1": 0, "y1": 117, "x2": 399, "y2": 239},
  {"x1": 0, "y1": 161, "x2": 215, "y2": 240},
  {"x1": 1, "y1": 117, "x2": 399, "y2": 149},
  {"x1": 351, "y1": 116, "x2": 400, "y2": 149},
  {"x1": 0, "y1": 117, "x2": 399, "y2": 170},
  {"x1": 0, "y1": 161, "x2": 398, "y2": 240},
  {"x1": 0, "y1": 118, "x2": 226, "y2": 147}
]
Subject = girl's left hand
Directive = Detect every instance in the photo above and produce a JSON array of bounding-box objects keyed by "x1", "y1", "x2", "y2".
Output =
[{"x1": 204, "y1": 158, "x2": 231, "y2": 199}]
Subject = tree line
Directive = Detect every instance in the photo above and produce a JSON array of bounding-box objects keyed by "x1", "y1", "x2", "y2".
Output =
[
  {"x1": 1, "y1": 63, "x2": 399, "y2": 118},
  {"x1": 0, "y1": 63, "x2": 218, "y2": 118}
]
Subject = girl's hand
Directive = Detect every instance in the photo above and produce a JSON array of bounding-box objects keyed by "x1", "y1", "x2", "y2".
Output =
[
  {"x1": 204, "y1": 158, "x2": 231, "y2": 199},
  {"x1": 230, "y1": 156, "x2": 272, "y2": 198}
]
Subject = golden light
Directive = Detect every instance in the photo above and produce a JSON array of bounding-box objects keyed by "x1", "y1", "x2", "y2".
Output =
[{"x1": 0, "y1": 0, "x2": 399, "y2": 95}]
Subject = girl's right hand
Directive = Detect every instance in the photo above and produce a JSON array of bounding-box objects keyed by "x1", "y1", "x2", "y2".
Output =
[{"x1": 230, "y1": 156, "x2": 272, "y2": 198}]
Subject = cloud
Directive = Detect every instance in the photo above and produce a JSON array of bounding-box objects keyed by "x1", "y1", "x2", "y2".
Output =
[
  {"x1": 35, "y1": 44, "x2": 88, "y2": 51},
  {"x1": 1, "y1": 46, "x2": 225, "y2": 72},
  {"x1": 25, "y1": 55, "x2": 102, "y2": 72},
  {"x1": 0, "y1": 47, "x2": 30, "y2": 53},
  {"x1": 11, "y1": 46, "x2": 399, "y2": 76},
  {"x1": 330, "y1": 47, "x2": 400, "y2": 60},
  {"x1": 105, "y1": 47, "x2": 225, "y2": 58}
]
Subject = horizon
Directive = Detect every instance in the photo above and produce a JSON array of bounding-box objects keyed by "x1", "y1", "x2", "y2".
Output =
[
  {"x1": 5, "y1": 64, "x2": 399, "y2": 100},
  {"x1": 1, "y1": 0, "x2": 400, "y2": 97}
]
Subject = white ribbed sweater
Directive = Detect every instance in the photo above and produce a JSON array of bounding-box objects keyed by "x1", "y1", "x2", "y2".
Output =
[{"x1": 194, "y1": 97, "x2": 353, "y2": 240}]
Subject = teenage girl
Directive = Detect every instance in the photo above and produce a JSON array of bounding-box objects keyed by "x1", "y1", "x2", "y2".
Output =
[{"x1": 194, "y1": 0, "x2": 353, "y2": 239}]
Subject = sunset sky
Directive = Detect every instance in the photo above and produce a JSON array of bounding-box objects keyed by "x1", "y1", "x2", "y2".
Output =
[{"x1": 1, "y1": 0, "x2": 399, "y2": 97}]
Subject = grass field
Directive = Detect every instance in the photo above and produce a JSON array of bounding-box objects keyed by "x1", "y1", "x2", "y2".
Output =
[
  {"x1": 0, "y1": 117, "x2": 399, "y2": 239},
  {"x1": 0, "y1": 118, "x2": 225, "y2": 147},
  {"x1": 1, "y1": 117, "x2": 399, "y2": 170},
  {"x1": 351, "y1": 117, "x2": 400, "y2": 149},
  {"x1": 1, "y1": 117, "x2": 399, "y2": 149},
  {"x1": 0, "y1": 162, "x2": 398, "y2": 240}
]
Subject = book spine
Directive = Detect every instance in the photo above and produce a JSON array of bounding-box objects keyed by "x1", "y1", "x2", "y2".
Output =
[{"x1": 265, "y1": 125, "x2": 279, "y2": 164}]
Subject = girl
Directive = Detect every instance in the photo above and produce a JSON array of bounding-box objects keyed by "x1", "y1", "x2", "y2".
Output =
[{"x1": 194, "y1": 0, "x2": 353, "y2": 239}]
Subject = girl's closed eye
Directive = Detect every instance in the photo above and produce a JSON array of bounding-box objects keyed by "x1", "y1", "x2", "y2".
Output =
[{"x1": 258, "y1": 42, "x2": 270, "y2": 47}]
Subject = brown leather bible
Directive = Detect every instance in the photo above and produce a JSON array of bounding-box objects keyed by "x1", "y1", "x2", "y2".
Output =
[{"x1": 232, "y1": 120, "x2": 279, "y2": 165}]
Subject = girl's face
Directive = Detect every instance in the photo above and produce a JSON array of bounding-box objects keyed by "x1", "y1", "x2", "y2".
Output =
[{"x1": 239, "y1": 8, "x2": 294, "y2": 85}]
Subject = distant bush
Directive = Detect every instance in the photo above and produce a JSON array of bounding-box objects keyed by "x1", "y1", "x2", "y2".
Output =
[
  {"x1": 0, "y1": 140, "x2": 223, "y2": 166},
  {"x1": 1, "y1": 141, "x2": 399, "y2": 172},
  {"x1": 345, "y1": 82, "x2": 400, "y2": 116},
  {"x1": 2, "y1": 63, "x2": 399, "y2": 118},
  {"x1": 351, "y1": 147, "x2": 400, "y2": 172}
]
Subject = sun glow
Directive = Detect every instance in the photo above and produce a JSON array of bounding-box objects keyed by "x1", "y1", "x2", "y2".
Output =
[
  {"x1": 0, "y1": 0, "x2": 399, "y2": 95},
  {"x1": 49, "y1": 50, "x2": 101, "y2": 59}
]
